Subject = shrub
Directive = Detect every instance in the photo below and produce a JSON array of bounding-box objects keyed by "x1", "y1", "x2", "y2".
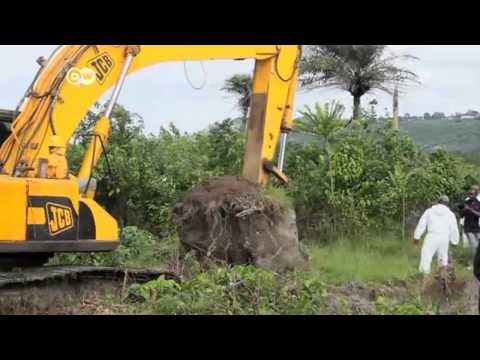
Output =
[
  {"x1": 127, "y1": 265, "x2": 330, "y2": 315},
  {"x1": 50, "y1": 226, "x2": 177, "y2": 267}
]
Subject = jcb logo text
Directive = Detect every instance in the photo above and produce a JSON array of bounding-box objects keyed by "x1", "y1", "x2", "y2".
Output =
[
  {"x1": 88, "y1": 52, "x2": 115, "y2": 85},
  {"x1": 46, "y1": 203, "x2": 74, "y2": 236}
]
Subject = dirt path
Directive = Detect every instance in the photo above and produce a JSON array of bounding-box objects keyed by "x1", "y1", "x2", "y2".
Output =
[{"x1": 324, "y1": 276, "x2": 479, "y2": 315}]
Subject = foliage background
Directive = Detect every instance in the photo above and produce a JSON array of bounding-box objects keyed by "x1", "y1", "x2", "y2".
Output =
[{"x1": 68, "y1": 103, "x2": 480, "y2": 245}]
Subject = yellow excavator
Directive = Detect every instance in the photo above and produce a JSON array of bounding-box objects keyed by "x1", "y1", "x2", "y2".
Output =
[{"x1": 0, "y1": 45, "x2": 301, "y2": 267}]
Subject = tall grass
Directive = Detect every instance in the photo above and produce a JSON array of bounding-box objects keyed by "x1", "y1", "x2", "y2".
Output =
[
  {"x1": 306, "y1": 229, "x2": 476, "y2": 283},
  {"x1": 306, "y1": 231, "x2": 420, "y2": 283}
]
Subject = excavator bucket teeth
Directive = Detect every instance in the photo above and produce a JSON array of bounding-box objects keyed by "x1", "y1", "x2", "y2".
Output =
[{"x1": 263, "y1": 160, "x2": 289, "y2": 184}]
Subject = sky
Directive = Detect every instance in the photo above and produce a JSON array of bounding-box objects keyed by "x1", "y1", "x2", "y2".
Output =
[{"x1": 0, "y1": 45, "x2": 479, "y2": 134}]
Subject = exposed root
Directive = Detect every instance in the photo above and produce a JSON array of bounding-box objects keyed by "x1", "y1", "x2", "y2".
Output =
[{"x1": 173, "y1": 176, "x2": 307, "y2": 272}]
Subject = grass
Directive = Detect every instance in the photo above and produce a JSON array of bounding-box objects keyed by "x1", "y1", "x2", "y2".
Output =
[
  {"x1": 262, "y1": 185, "x2": 294, "y2": 210},
  {"x1": 51, "y1": 223, "x2": 476, "y2": 287},
  {"x1": 304, "y1": 230, "x2": 472, "y2": 283},
  {"x1": 46, "y1": 227, "x2": 478, "y2": 315},
  {"x1": 309, "y1": 235, "x2": 419, "y2": 283}
]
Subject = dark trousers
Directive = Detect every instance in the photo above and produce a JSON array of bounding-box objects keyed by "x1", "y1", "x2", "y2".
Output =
[
  {"x1": 475, "y1": 244, "x2": 480, "y2": 282},
  {"x1": 475, "y1": 245, "x2": 480, "y2": 313}
]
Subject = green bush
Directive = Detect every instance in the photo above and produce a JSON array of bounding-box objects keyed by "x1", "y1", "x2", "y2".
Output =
[
  {"x1": 375, "y1": 295, "x2": 428, "y2": 315},
  {"x1": 287, "y1": 118, "x2": 476, "y2": 241},
  {"x1": 127, "y1": 265, "x2": 330, "y2": 315},
  {"x1": 50, "y1": 226, "x2": 177, "y2": 267},
  {"x1": 69, "y1": 107, "x2": 246, "y2": 238}
]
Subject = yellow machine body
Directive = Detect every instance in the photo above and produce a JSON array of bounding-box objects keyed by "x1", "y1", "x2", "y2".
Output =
[
  {"x1": 0, "y1": 45, "x2": 301, "y2": 255},
  {"x1": 0, "y1": 175, "x2": 118, "y2": 252}
]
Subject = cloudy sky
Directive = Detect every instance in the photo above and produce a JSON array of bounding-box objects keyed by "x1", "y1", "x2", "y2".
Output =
[{"x1": 0, "y1": 45, "x2": 479, "y2": 134}]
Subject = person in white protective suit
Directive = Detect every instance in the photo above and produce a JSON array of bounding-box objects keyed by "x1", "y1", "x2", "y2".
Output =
[{"x1": 413, "y1": 195, "x2": 459, "y2": 274}]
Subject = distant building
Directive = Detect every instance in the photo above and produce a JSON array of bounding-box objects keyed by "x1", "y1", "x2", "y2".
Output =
[
  {"x1": 460, "y1": 114, "x2": 477, "y2": 120},
  {"x1": 460, "y1": 110, "x2": 480, "y2": 120}
]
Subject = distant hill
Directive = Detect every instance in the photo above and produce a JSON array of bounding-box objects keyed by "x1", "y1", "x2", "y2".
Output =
[
  {"x1": 288, "y1": 118, "x2": 480, "y2": 154},
  {"x1": 231, "y1": 116, "x2": 480, "y2": 162},
  {"x1": 401, "y1": 118, "x2": 480, "y2": 154}
]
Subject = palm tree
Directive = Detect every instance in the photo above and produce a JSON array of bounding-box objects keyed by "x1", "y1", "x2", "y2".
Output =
[
  {"x1": 295, "y1": 101, "x2": 346, "y2": 233},
  {"x1": 300, "y1": 45, "x2": 419, "y2": 122},
  {"x1": 221, "y1": 74, "x2": 253, "y2": 130},
  {"x1": 295, "y1": 101, "x2": 346, "y2": 199},
  {"x1": 296, "y1": 101, "x2": 345, "y2": 150}
]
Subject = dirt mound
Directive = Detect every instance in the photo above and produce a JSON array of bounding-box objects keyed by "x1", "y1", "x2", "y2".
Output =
[
  {"x1": 172, "y1": 176, "x2": 307, "y2": 272},
  {"x1": 421, "y1": 267, "x2": 479, "y2": 314}
]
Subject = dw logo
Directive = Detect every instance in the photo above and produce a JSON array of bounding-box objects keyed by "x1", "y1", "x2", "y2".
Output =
[
  {"x1": 66, "y1": 67, "x2": 96, "y2": 86},
  {"x1": 46, "y1": 203, "x2": 74, "y2": 236}
]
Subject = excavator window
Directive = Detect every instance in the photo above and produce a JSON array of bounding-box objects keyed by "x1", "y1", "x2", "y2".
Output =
[
  {"x1": 0, "y1": 122, "x2": 11, "y2": 147},
  {"x1": 0, "y1": 109, "x2": 14, "y2": 147}
]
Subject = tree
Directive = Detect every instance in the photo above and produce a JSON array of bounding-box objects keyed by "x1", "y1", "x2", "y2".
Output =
[
  {"x1": 221, "y1": 74, "x2": 253, "y2": 130},
  {"x1": 109, "y1": 105, "x2": 144, "y2": 147},
  {"x1": 73, "y1": 103, "x2": 102, "y2": 146},
  {"x1": 424, "y1": 112, "x2": 431, "y2": 120},
  {"x1": 295, "y1": 101, "x2": 346, "y2": 203},
  {"x1": 73, "y1": 103, "x2": 144, "y2": 147},
  {"x1": 299, "y1": 45, "x2": 419, "y2": 122},
  {"x1": 364, "y1": 98, "x2": 379, "y2": 124},
  {"x1": 392, "y1": 86, "x2": 399, "y2": 130},
  {"x1": 466, "y1": 110, "x2": 479, "y2": 118},
  {"x1": 432, "y1": 112, "x2": 445, "y2": 119},
  {"x1": 384, "y1": 108, "x2": 390, "y2": 119}
]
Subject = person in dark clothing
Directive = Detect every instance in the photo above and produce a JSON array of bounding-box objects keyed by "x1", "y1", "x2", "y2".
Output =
[
  {"x1": 460, "y1": 185, "x2": 480, "y2": 269},
  {"x1": 461, "y1": 187, "x2": 480, "y2": 314},
  {"x1": 474, "y1": 242, "x2": 480, "y2": 314}
]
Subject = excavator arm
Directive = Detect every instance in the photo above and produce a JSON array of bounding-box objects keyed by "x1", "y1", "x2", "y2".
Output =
[
  {"x1": 0, "y1": 45, "x2": 300, "y2": 185},
  {"x1": 0, "y1": 45, "x2": 301, "y2": 259}
]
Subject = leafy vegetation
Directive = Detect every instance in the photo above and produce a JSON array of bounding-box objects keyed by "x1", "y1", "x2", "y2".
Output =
[
  {"x1": 69, "y1": 106, "x2": 246, "y2": 236},
  {"x1": 124, "y1": 265, "x2": 332, "y2": 315},
  {"x1": 66, "y1": 100, "x2": 480, "y2": 246},
  {"x1": 110, "y1": 242, "x2": 477, "y2": 315},
  {"x1": 51, "y1": 226, "x2": 179, "y2": 268},
  {"x1": 59, "y1": 96, "x2": 480, "y2": 315}
]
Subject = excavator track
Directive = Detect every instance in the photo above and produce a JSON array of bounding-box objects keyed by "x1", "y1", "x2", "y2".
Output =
[
  {"x1": 0, "y1": 266, "x2": 181, "y2": 314},
  {"x1": 0, "y1": 265, "x2": 180, "y2": 290}
]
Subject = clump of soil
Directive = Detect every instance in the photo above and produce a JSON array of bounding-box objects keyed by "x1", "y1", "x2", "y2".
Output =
[
  {"x1": 172, "y1": 176, "x2": 307, "y2": 272},
  {"x1": 420, "y1": 266, "x2": 479, "y2": 314}
]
